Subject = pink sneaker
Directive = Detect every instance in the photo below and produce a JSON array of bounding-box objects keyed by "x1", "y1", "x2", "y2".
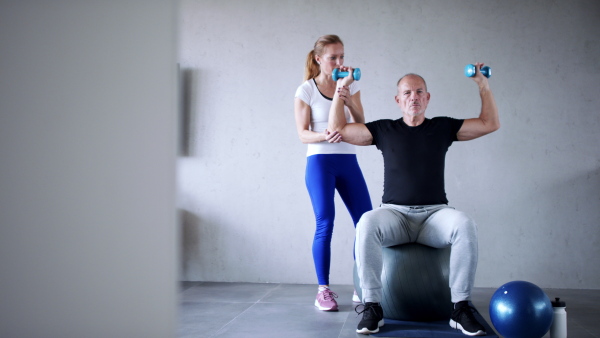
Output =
[{"x1": 314, "y1": 288, "x2": 338, "y2": 311}]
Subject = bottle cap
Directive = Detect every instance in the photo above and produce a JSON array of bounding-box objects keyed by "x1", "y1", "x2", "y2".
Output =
[{"x1": 552, "y1": 297, "x2": 566, "y2": 307}]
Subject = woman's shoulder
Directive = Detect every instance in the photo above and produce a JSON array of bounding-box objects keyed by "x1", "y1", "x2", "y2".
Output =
[
  {"x1": 295, "y1": 79, "x2": 317, "y2": 100},
  {"x1": 298, "y1": 79, "x2": 316, "y2": 89}
]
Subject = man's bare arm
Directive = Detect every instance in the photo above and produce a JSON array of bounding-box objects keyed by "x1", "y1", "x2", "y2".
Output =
[
  {"x1": 327, "y1": 66, "x2": 373, "y2": 146},
  {"x1": 457, "y1": 63, "x2": 500, "y2": 141}
]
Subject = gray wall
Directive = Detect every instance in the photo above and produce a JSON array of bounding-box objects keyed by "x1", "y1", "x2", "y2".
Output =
[
  {"x1": 178, "y1": 0, "x2": 600, "y2": 289},
  {"x1": 0, "y1": 1, "x2": 178, "y2": 337}
]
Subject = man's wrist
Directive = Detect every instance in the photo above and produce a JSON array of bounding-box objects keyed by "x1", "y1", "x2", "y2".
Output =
[{"x1": 479, "y1": 83, "x2": 491, "y2": 95}]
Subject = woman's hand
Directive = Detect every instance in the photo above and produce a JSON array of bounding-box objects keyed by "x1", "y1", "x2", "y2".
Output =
[
  {"x1": 324, "y1": 129, "x2": 342, "y2": 143},
  {"x1": 337, "y1": 85, "x2": 357, "y2": 111}
]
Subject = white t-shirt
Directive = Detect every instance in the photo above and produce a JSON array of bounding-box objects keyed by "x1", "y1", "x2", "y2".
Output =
[{"x1": 295, "y1": 79, "x2": 360, "y2": 156}]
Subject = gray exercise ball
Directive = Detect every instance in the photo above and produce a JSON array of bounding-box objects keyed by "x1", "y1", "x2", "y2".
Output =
[{"x1": 353, "y1": 243, "x2": 452, "y2": 321}]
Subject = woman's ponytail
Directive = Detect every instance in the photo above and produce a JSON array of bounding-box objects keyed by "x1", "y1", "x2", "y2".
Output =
[
  {"x1": 304, "y1": 50, "x2": 321, "y2": 81},
  {"x1": 302, "y1": 35, "x2": 344, "y2": 82}
]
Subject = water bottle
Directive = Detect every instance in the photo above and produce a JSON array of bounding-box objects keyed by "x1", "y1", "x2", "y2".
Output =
[{"x1": 550, "y1": 297, "x2": 567, "y2": 338}]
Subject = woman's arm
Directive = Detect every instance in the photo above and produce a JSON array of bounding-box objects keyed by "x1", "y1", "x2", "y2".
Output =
[{"x1": 294, "y1": 97, "x2": 341, "y2": 144}]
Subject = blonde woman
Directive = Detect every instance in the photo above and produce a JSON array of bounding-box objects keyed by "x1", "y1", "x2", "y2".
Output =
[{"x1": 294, "y1": 35, "x2": 372, "y2": 311}]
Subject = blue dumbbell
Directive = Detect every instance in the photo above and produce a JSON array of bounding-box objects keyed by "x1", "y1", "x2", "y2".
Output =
[
  {"x1": 464, "y1": 64, "x2": 491, "y2": 78},
  {"x1": 332, "y1": 68, "x2": 361, "y2": 81}
]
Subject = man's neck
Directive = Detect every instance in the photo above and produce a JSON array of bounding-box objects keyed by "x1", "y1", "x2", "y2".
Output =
[{"x1": 402, "y1": 114, "x2": 426, "y2": 127}]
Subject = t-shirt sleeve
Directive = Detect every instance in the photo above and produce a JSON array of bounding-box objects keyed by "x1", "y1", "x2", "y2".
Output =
[
  {"x1": 295, "y1": 81, "x2": 311, "y2": 105},
  {"x1": 447, "y1": 117, "x2": 464, "y2": 141},
  {"x1": 365, "y1": 120, "x2": 386, "y2": 147},
  {"x1": 349, "y1": 80, "x2": 361, "y2": 96}
]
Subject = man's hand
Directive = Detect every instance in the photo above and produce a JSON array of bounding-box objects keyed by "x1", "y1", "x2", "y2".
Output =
[
  {"x1": 470, "y1": 62, "x2": 490, "y2": 89},
  {"x1": 336, "y1": 66, "x2": 356, "y2": 87}
]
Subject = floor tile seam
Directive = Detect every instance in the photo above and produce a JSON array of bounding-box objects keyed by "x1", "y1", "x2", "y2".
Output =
[
  {"x1": 573, "y1": 321, "x2": 600, "y2": 337},
  {"x1": 212, "y1": 301, "x2": 264, "y2": 336},
  {"x1": 580, "y1": 327, "x2": 600, "y2": 338},
  {"x1": 255, "y1": 283, "x2": 284, "y2": 303},
  {"x1": 338, "y1": 311, "x2": 359, "y2": 338},
  {"x1": 180, "y1": 300, "x2": 257, "y2": 305},
  {"x1": 256, "y1": 301, "x2": 309, "y2": 305},
  {"x1": 212, "y1": 284, "x2": 283, "y2": 336}
]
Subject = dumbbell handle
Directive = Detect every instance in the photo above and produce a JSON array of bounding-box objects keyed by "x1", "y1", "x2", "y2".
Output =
[
  {"x1": 464, "y1": 64, "x2": 491, "y2": 78},
  {"x1": 332, "y1": 68, "x2": 361, "y2": 81}
]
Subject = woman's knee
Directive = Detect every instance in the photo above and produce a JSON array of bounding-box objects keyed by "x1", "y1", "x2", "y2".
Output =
[{"x1": 314, "y1": 216, "x2": 334, "y2": 239}]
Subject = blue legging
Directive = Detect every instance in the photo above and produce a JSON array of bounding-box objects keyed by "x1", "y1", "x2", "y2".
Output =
[{"x1": 305, "y1": 154, "x2": 372, "y2": 285}]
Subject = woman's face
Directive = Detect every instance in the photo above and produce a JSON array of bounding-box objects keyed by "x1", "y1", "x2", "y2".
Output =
[{"x1": 315, "y1": 43, "x2": 344, "y2": 76}]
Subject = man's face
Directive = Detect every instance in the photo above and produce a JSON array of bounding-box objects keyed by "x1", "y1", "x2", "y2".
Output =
[{"x1": 395, "y1": 75, "x2": 430, "y2": 118}]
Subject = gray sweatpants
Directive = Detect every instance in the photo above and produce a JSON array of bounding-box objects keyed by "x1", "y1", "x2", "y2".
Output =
[{"x1": 355, "y1": 204, "x2": 478, "y2": 304}]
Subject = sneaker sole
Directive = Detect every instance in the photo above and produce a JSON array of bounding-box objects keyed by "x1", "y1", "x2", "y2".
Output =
[
  {"x1": 314, "y1": 299, "x2": 338, "y2": 311},
  {"x1": 449, "y1": 319, "x2": 486, "y2": 336},
  {"x1": 352, "y1": 294, "x2": 361, "y2": 303},
  {"x1": 356, "y1": 319, "x2": 384, "y2": 334}
]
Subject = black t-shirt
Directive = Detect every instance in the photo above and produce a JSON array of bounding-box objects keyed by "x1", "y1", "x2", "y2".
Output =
[{"x1": 365, "y1": 117, "x2": 464, "y2": 205}]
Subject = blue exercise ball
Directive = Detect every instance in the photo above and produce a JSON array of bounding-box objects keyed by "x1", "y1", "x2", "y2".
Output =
[
  {"x1": 489, "y1": 281, "x2": 553, "y2": 338},
  {"x1": 354, "y1": 243, "x2": 452, "y2": 321}
]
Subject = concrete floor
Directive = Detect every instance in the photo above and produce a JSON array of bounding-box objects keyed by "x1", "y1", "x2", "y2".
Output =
[{"x1": 179, "y1": 282, "x2": 599, "y2": 338}]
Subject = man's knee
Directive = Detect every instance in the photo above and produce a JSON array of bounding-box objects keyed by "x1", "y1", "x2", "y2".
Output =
[
  {"x1": 357, "y1": 208, "x2": 388, "y2": 233},
  {"x1": 450, "y1": 210, "x2": 478, "y2": 238}
]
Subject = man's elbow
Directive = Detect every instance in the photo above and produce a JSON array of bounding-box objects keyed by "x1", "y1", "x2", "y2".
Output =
[
  {"x1": 482, "y1": 116, "x2": 500, "y2": 134},
  {"x1": 481, "y1": 124, "x2": 499, "y2": 138},
  {"x1": 328, "y1": 122, "x2": 345, "y2": 134},
  {"x1": 490, "y1": 119, "x2": 500, "y2": 133}
]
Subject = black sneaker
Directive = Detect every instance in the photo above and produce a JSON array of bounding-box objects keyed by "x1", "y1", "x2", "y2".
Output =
[
  {"x1": 355, "y1": 302, "x2": 384, "y2": 334},
  {"x1": 449, "y1": 301, "x2": 486, "y2": 336}
]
